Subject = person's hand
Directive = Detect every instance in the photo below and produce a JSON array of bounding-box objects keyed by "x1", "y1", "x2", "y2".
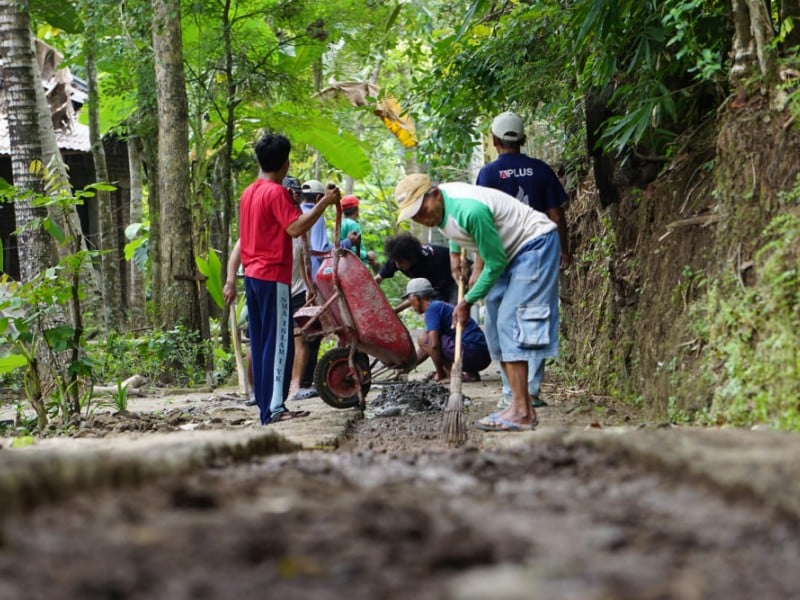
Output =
[
  {"x1": 560, "y1": 253, "x2": 571, "y2": 271},
  {"x1": 223, "y1": 279, "x2": 236, "y2": 305},
  {"x1": 347, "y1": 231, "x2": 361, "y2": 245},
  {"x1": 453, "y1": 299, "x2": 471, "y2": 327},
  {"x1": 322, "y1": 183, "x2": 341, "y2": 206}
]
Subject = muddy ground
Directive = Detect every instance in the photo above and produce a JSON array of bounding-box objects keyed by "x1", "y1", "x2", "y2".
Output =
[{"x1": 1, "y1": 377, "x2": 799, "y2": 599}]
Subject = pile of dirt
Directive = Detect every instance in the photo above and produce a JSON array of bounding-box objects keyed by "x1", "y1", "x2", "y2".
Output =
[{"x1": 367, "y1": 380, "x2": 472, "y2": 417}]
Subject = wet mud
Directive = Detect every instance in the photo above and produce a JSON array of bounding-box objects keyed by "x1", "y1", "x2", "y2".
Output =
[
  {"x1": 1, "y1": 406, "x2": 799, "y2": 600},
  {"x1": 368, "y1": 380, "x2": 471, "y2": 418}
]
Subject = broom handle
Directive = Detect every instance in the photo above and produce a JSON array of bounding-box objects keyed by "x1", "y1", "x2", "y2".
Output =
[{"x1": 453, "y1": 249, "x2": 466, "y2": 369}]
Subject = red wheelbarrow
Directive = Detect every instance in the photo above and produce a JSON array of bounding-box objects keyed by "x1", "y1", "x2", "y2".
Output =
[{"x1": 293, "y1": 210, "x2": 417, "y2": 410}]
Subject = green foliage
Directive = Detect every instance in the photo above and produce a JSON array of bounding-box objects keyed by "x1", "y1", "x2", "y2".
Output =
[
  {"x1": 94, "y1": 328, "x2": 212, "y2": 387},
  {"x1": 693, "y1": 212, "x2": 800, "y2": 429},
  {"x1": 124, "y1": 222, "x2": 150, "y2": 273},
  {"x1": 31, "y1": 0, "x2": 83, "y2": 34},
  {"x1": 108, "y1": 379, "x2": 129, "y2": 413},
  {"x1": 0, "y1": 167, "x2": 105, "y2": 430},
  {"x1": 404, "y1": 0, "x2": 729, "y2": 171},
  {"x1": 195, "y1": 250, "x2": 224, "y2": 310}
]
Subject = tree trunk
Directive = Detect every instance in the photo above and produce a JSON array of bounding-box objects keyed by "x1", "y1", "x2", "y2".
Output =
[
  {"x1": 137, "y1": 58, "x2": 161, "y2": 321},
  {"x1": 151, "y1": 0, "x2": 200, "y2": 332},
  {"x1": 730, "y1": 0, "x2": 778, "y2": 86},
  {"x1": 0, "y1": 0, "x2": 52, "y2": 428},
  {"x1": 217, "y1": 0, "x2": 235, "y2": 349},
  {"x1": 0, "y1": 0, "x2": 51, "y2": 280},
  {"x1": 127, "y1": 134, "x2": 147, "y2": 329},
  {"x1": 86, "y1": 20, "x2": 125, "y2": 331},
  {"x1": 32, "y1": 40, "x2": 102, "y2": 324}
]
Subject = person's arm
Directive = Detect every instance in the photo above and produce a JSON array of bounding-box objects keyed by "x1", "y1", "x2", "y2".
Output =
[
  {"x1": 223, "y1": 239, "x2": 241, "y2": 305},
  {"x1": 546, "y1": 206, "x2": 571, "y2": 270},
  {"x1": 468, "y1": 254, "x2": 483, "y2": 289},
  {"x1": 366, "y1": 251, "x2": 380, "y2": 273},
  {"x1": 393, "y1": 298, "x2": 411, "y2": 314},
  {"x1": 453, "y1": 208, "x2": 508, "y2": 326},
  {"x1": 424, "y1": 329, "x2": 448, "y2": 381},
  {"x1": 287, "y1": 185, "x2": 340, "y2": 237}
]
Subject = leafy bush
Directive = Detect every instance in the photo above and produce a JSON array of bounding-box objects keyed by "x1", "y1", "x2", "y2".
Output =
[
  {"x1": 92, "y1": 327, "x2": 216, "y2": 387},
  {"x1": 694, "y1": 212, "x2": 800, "y2": 429}
]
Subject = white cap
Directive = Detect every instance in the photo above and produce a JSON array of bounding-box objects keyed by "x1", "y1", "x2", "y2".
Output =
[
  {"x1": 301, "y1": 179, "x2": 325, "y2": 194},
  {"x1": 491, "y1": 111, "x2": 525, "y2": 142},
  {"x1": 402, "y1": 277, "x2": 435, "y2": 299}
]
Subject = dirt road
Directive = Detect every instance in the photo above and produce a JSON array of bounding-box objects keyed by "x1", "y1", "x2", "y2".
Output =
[{"x1": 1, "y1": 374, "x2": 799, "y2": 599}]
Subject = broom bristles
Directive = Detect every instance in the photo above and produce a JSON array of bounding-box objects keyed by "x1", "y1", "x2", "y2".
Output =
[{"x1": 442, "y1": 390, "x2": 467, "y2": 444}]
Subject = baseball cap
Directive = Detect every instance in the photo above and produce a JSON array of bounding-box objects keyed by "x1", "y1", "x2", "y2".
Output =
[
  {"x1": 341, "y1": 195, "x2": 359, "y2": 209},
  {"x1": 283, "y1": 176, "x2": 302, "y2": 193},
  {"x1": 394, "y1": 173, "x2": 432, "y2": 223},
  {"x1": 402, "y1": 277, "x2": 435, "y2": 299},
  {"x1": 490, "y1": 111, "x2": 525, "y2": 142},
  {"x1": 301, "y1": 179, "x2": 325, "y2": 195}
]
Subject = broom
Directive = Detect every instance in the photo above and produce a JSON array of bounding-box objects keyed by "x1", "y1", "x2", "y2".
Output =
[{"x1": 442, "y1": 249, "x2": 467, "y2": 444}]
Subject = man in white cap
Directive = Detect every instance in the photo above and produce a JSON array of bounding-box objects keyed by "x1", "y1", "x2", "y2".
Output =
[
  {"x1": 394, "y1": 173, "x2": 560, "y2": 431},
  {"x1": 476, "y1": 110, "x2": 571, "y2": 410},
  {"x1": 291, "y1": 179, "x2": 336, "y2": 401}
]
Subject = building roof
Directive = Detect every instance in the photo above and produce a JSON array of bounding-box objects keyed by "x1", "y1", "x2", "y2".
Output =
[{"x1": 0, "y1": 39, "x2": 91, "y2": 157}]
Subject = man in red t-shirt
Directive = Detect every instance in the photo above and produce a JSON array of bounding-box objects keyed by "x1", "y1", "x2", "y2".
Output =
[{"x1": 236, "y1": 134, "x2": 340, "y2": 425}]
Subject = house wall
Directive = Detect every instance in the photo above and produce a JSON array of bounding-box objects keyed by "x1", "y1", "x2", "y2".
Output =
[{"x1": 0, "y1": 141, "x2": 130, "y2": 309}]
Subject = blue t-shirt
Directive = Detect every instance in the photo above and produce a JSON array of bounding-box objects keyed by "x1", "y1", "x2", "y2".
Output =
[
  {"x1": 476, "y1": 153, "x2": 567, "y2": 212},
  {"x1": 424, "y1": 300, "x2": 486, "y2": 347}
]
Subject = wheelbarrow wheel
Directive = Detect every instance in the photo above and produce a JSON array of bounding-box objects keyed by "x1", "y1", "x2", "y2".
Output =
[{"x1": 314, "y1": 347, "x2": 371, "y2": 409}]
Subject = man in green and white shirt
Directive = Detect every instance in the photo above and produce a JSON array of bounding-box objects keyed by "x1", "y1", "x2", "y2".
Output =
[{"x1": 394, "y1": 174, "x2": 560, "y2": 432}]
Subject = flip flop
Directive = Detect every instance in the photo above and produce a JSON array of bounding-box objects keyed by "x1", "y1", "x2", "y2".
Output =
[
  {"x1": 270, "y1": 410, "x2": 310, "y2": 423},
  {"x1": 476, "y1": 412, "x2": 538, "y2": 431}
]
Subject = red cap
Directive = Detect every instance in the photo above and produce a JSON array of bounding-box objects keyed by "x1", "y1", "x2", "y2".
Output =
[{"x1": 341, "y1": 195, "x2": 360, "y2": 209}]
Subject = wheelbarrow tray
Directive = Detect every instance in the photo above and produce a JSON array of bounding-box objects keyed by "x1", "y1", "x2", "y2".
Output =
[{"x1": 315, "y1": 249, "x2": 417, "y2": 369}]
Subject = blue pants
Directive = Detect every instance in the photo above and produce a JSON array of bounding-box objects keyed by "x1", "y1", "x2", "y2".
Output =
[
  {"x1": 245, "y1": 277, "x2": 293, "y2": 424},
  {"x1": 484, "y1": 230, "x2": 560, "y2": 363}
]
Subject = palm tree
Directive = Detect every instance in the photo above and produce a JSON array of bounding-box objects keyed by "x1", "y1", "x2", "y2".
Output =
[{"x1": 0, "y1": 0, "x2": 52, "y2": 280}]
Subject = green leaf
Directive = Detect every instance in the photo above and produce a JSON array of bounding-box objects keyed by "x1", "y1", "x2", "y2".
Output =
[
  {"x1": 386, "y1": 3, "x2": 403, "y2": 32},
  {"x1": 44, "y1": 325, "x2": 76, "y2": 353},
  {"x1": 78, "y1": 85, "x2": 136, "y2": 134},
  {"x1": 30, "y1": 0, "x2": 83, "y2": 33},
  {"x1": 10, "y1": 436, "x2": 36, "y2": 449},
  {"x1": 279, "y1": 42, "x2": 326, "y2": 73},
  {"x1": 0, "y1": 353, "x2": 28, "y2": 374},
  {"x1": 43, "y1": 218, "x2": 66, "y2": 243},
  {"x1": 456, "y1": 0, "x2": 489, "y2": 40},
  {"x1": 267, "y1": 107, "x2": 371, "y2": 179},
  {"x1": 0, "y1": 177, "x2": 11, "y2": 190},
  {"x1": 196, "y1": 252, "x2": 224, "y2": 310},
  {"x1": 87, "y1": 182, "x2": 118, "y2": 192}
]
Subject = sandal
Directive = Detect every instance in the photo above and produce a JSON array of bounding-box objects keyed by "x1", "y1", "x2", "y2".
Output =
[
  {"x1": 270, "y1": 410, "x2": 310, "y2": 423},
  {"x1": 292, "y1": 388, "x2": 318, "y2": 400}
]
